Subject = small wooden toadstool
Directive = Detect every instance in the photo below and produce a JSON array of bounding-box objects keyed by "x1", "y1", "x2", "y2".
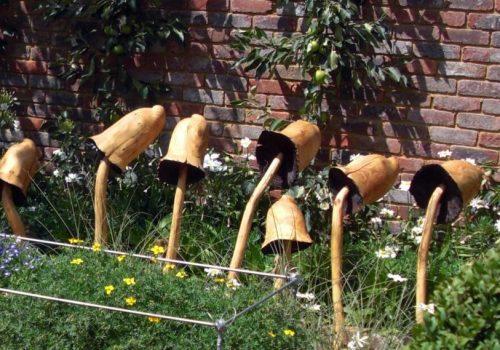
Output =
[
  {"x1": 261, "y1": 194, "x2": 312, "y2": 289},
  {"x1": 157, "y1": 114, "x2": 208, "y2": 262},
  {"x1": 328, "y1": 154, "x2": 399, "y2": 340},
  {"x1": 228, "y1": 120, "x2": 320, "y2": 280},
  {"x1": 89, "y1": 105, "x2": 166, "y2": 245},
  {"x1": 409, "y1": 160, "x2": 483, "y2": 324},
  {"x1": 0, "y1": 139, "x2": 39, "y2": 237}
]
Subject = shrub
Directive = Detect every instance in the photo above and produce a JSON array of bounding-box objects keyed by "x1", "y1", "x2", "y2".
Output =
[{"x1": 408, "y1": 244, "x2": 500, "y2": 349}]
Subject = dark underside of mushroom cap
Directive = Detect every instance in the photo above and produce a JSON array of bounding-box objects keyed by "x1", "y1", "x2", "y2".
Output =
[
  {"x1": 158, "y1": 160, "x2": 205, "y2": 186},
  {"x1": 261, "y1": 239, "x2": 312, "y2": 255},
  {"x1": 328, "y1": 168, "x2": 364, "y2": 215},
  {"x1": 409, "y1": 164, "x2": 463, "y2": 224},
  {"x1": 255, "y1": 131, "x2": 297, "y2": 189}
]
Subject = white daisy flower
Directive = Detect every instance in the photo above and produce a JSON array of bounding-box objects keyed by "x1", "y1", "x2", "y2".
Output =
[
  {"x1": 240, "y1": 137, "x2": 251, "y2": 149},
  {"x1": 387, "y1": 273, "x2": 408, "y2": 282},
  {"x1": 375, "y1": 245, "x2": 399, "y2": 259},
  {"x1": 347, "y1": 331, "x2": 369, "y2": 350},
  {"x1": 417, "y1": 303, "x2": 435, "y2": 314},
  {"x1": 296, "y1": 292, "x2": 315, "y2": 301},
  {"x1": 437, "y1": 150, "x2": 452, "y2": 159}
]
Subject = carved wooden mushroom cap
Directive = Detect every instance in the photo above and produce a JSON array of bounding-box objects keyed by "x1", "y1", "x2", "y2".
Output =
[
  {"x1": 261, "y1": 195, "x2": 313, "y2": 254},
  {"x1": 256, "y1": 120, "x2": 321, "y2": 188},
  {"x1": 89, "y1": 105, "x2": 166, "y2": 172},
  {"x1": 409, "y1": 160, "x2": 483, "y2": 224},
  {"x1": 329, "y1": 155, "x2": 400, "y2": 215},
  {"x1": 0, "y1": 138, "x2": 39, "y2": 206},
  {"x1": 158, "y1": 114, "x2": 208, "y2": 185}
]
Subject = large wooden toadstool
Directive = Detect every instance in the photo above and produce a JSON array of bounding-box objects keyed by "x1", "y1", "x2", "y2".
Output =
[
  {"x1": 157, "y1": 114, "x2": 208, "y2": 262},
  {"x1": 89, "y1": 105, "x2": 166, "y2": 245},
  {"x1": 0, "y1": 139, "x2": 39, "y2": 237},
  {"x1": 328, "y1": 154, "x2": 399, "y2": 340},
  {"x1": 228, "y1": 120, "x2": 320, "y2": 280},
  {"x1": 409, "y1": 160, "x2": 483, "y2": 324},
  {"x1": 261, "y1": 194, "x2": 312, "y2": 289}
]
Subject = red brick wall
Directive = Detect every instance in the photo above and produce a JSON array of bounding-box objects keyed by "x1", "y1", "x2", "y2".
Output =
[{"x1": 0, "y1": 0, "x2": 499, "y2": 215}]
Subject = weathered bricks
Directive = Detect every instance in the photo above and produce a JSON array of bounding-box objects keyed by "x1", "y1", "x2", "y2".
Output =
[
  {"x1": 463, "y1": 47, "x2": 500, "y2": 63},
  {"x1": 457, "y1": 113, "x2": 500, "y2": 131},
  {"x1": 450, "y1": 146, "x2": 498, "y2": 163},
  {"x1": 487, "y1": 66, "x2": 500, "y2": 81},
  {"x1": 458, "y1": 80, "x2": 500, "y2": 98},
  {"x1": 441, "y1": 29, "x2": 489, "y2": 45},
  {"x1": 433, "y1": 96, "x2": 480, "y2": 112},
  {"x1": 183, "y1": 88, "x2": 224, "y2": 105},
  {"x1": 479, "y1": 132, "x2": 500, "y2": 148},
  {"x1": 483, "y1": 99, "x2": 500, "y2": 115},
  {"x1": 231, "y1": 0, "x2": 273, "y2": 14},
  {"x1": 407, "y1": 109, "x2": 455, "y2": 126},
  {"x1": 448, "y1": 0, "x2": 493, "y2": 11},
  {"x1": 437, "y1": 62, "x2": 486, "y2": 78},
  {"x1": 468, "y1": 14, "x2": 500, "y2": 30},
  {"x1": 204, "y1": 106, "x2": 245, "y2": 122},
  {"x1": 413, "y1": 43, "x2": 460, "y2": 59},
  {"x1": 0, "y1": 0, "x2": 499, "y2": 198},
  {"x1": 411, "y1": 76, "x2": 457, "y2": 93},
  {"x1": 441, "y1": 11, "x2": 466, "y2": 27}
]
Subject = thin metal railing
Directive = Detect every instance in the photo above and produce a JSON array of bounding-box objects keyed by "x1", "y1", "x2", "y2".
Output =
[
  {"x1": 0, "y1": 234, "x2": 301, "y2": 350},
  {"x1": 3, "y1": 234, "x2": 288, "y2": 280}
]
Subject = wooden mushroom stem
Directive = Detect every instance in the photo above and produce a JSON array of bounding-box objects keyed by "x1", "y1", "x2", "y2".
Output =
[
  {"x1": 2, "y1": 185, "x2": 26, "y2": 237},
  {"x1": 165, "y1": 165, "x2": 188, "y2": 262},
  {"x1": 331, "y1": 186, "x2": 350, "y2": 344},
  {"x1": 273, "y1": 240, "x2": 292, "y2": 290},
  {"x1": 228, "y1": 153, "x2": 284, "y2": 281},
  {"x1": 416, "y1": 184, "x2": 446, "y2": 324},
  {"x1": 94, "y1": 158, "x2": 111, "y2": 245}
]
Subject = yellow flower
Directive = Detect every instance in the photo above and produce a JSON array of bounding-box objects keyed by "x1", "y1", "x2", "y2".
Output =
[
  {"x1": 125, "y1": 296, "x2": 137, "y2": 306},
  {"x1": 150, "y1": 245, "x2": 165, "y2": 255},
  {"x1": 148, "y1": 317, "x2": 161, "y2": 323},
  {"x1": 104, "y1": 285, "x2": 115, "y2": 295},
  {"x1": 70, "y1": 258, "x2": 83, "y2": 265},
  {"x1": 175, "y1": 271, "x2": 188, "y2": 279},
  {"x1": 116, "y1": 255, "x2": 126, "y2": 262},
  {"x1": 68, "y1": 238, "x2": 84, "y2": 244},
  {"x1": 268, "y1": 331, "x2": 276, "y2": 338},
  {"x1": 163, "y1": 263, "x2": 175, "y2": 272},
  {"x1": 92, "y1": 243, "x2": 101, "y2": 252},
  {"x1": 123, "y1": 277, "x2": 136, "y2": 286},
  {"x1": 214, "y1": 277, "x2": 225, "y2": 284},
  {"x1": 283, "y1": 329, "x2": 295, "y2": 337}
]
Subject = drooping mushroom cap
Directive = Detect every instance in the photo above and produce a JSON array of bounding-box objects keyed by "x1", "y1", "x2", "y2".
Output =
[
  {"x1": 329, "y1": 155, "x2": 400, "y2": 215},
  {"x1": 261, "y1": 195, "x2": 313, "y2": 254},
  {"x1": 409, "y1": 160, "x2": 483, "y2": 224},
  {"x1": 0, "y1": 138, "x2": 39, "y2": 206},
  {"x1": 89, "y1": 105, "x2": 166, "y2": 172},
  {"x1": 158, "y1": 114, "x2": 208, "y2": 185},
  {"x1": 256, "y1": 120, "x2": 321, "y2": 188}
]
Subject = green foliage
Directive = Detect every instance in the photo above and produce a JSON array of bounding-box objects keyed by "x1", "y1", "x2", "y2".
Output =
[
  {"x1": 232, "y1": 0, "x2": 406, "y2": 123},
  {"x1": 37, "y1": 0, "x2": 186, "y2": 124},
  {"x1": 0, "y1": 246, "x2": 323, "y2": 349},
  {"x1": 0, "y1": 88, "x2": 18, "y2": 128},
  {"x1": 408, "y1": 244, "x2": 500, "y2": 349}
]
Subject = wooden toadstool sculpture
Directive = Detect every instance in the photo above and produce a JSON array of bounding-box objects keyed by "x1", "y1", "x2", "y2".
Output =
[
  {"x1": 409, "y1": 160, "x2": 483, "y2": 324},
  {"x1": 228, "y1": 120, "x2": 320, "y2": 280},
  {"x1": 261, "y1": 194, "x2": 312, "y2": 289},
  {"x1": 0, "y1": 139, "x2": 39, "y2": 237},
  {"x1": 157, "y1": 114, "x2": 208, "y2": 262},
  {"x1": 89, "y1": 105, "x2": 166, "y2": 245},
  {"x1": 328, "y1": 154, "x2": 399, "y2": 340}
]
